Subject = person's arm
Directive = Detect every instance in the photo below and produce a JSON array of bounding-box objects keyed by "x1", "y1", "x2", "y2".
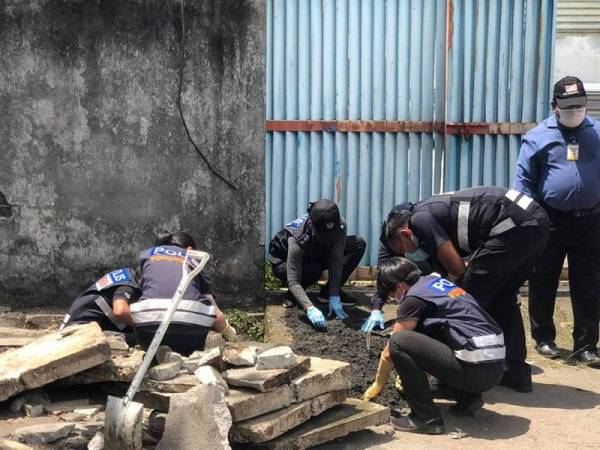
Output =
[
  {"x1": 513, "y1": 137, "x2": 540, "y2": 198},
  {"x1": 435, "y1": 241, "x2": 466, "y2": 278},
  {"x1": 381, "y1": 319, "x2": 418, "y2": 361},
  {"x1": 286, "y1": 237, "x2": 313, "y2": 310},
  {"x1": 326, "y1": 236, "x2": 345, "y2": 297},
  {"x1": 196, "y1": 272, "x2": 213, "y2": 296}
]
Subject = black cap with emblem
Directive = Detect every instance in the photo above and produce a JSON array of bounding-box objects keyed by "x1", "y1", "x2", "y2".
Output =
[
  {"x1": 553, "y1": 76, "x2": 587, "y2": 108},
  {"x1": 308, "y1": 199, "x2": 345, "y2": 243}
]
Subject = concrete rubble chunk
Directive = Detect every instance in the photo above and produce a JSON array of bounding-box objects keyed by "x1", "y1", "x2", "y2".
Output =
[
  {"x1": 250, "y1": 398, "x2": 391, "y2": 450},
  {"x1": 0, "y1": 338, "x2": 35, "y2": 349},
  {"x1": 60, "y1": 348, "x2": 144, "y2": 385},
  {"x1": 186, "y1": 347, "x2": 221, "y2": 371},
  {"x1": 154, "y1": 345, "x2": 172, "y2": 365},
  {"x1": 44, "y1": 399, "x2": 90, "y2": 414},
  {"x1": 194, "y1": 366, "x2": 229, "y2": 394},
  {"x1": 140, "y1": 374, "x2": 198, "y2": 394},
  {"x1": 0, "y1": 327, "x2": 47, "y2": 338},
  {"x1": 56, "y1": 434, "x2": 89, "y2": 449},
  {"x1": 148, "y1": 360, "x2": 182, "y2": 381},
  {"x1": 67, "y1": 405, "x2": 104, "y2": 421},
  {"x1": 157, "y1": 384, "x2": 232, "y2": 450},
  {"x1": 0, "y1": 438, "x2": 34, "y2": 450},
  {"x1": 87, "y1": 432, "x2": 104, "y2": 450},
  {"x1": 0, "y1": 323, "x2": 110, "y2": 402},
  {"x1": 23, "y1": 404, "x2": 44, "y2": 417},
  {"x1": 291, "y1": 357, "x2": 352, "y2": 402},
  {"x1": 222, "y1": 344, "x2": 258, "y2": 367},
  {"x1": 256, "y1": 346, "x2": 297, "y2": 370},
  {"x1": 226, "y1": 386, "x2": 295, "y2": 423},
  {"x1": 205, "y1": 332, "x2": 226, "y2": 350},
  {"x1": 230, "y1": 390, "x2": 347, "y2": 444},
  {"x1": 103, "y1": 332, "x2": 129, "y2": 352},
  {"x1": 11, "y1": 423, "x2": 76, "y2": 445},
  {"x1": 73, "y1": 422, "x2": 104, "y2": 440},
  {"x1": 223, "y1": 357, "x2": 310, "y2": 392},
  {"x1": 134, "y1": 391, "x2": 174, "y2": 412},
  {"x1": 9, "y1": 390, "x2": 50, "y2": 413}
]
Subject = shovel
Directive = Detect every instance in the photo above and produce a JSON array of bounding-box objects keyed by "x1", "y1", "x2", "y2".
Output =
[{"x1": 104, "y1": 248, "x2": 210, "y2": 450}]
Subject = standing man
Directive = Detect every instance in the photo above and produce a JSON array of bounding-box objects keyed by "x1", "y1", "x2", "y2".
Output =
[
  {"x1": 514, "y1": 76, "x2": 600, "y2": 367},
  {"x1": 370, "y1": 187, "x2": 550, "y2": 392},
  {"x1": 269, "y1": 199, "x2": 366, "y2": 330}
]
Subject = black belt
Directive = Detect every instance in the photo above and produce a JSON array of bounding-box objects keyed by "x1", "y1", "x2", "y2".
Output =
[{"x1": 543, "y1": 202, "x2": 600, "y2": 218}]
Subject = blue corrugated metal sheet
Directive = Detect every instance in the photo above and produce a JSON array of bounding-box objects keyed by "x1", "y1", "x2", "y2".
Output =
[{"x1": 266, "y1": 0, "x2": 556, "y2": 266}]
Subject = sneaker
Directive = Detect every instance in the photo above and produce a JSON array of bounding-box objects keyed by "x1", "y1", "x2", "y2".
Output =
[
  {"x1": 450, "y1": 393, "x2": 484, "y2": 417},
  {"x1": 390, "y1": 414, "x2": 445, "y2": 435}
]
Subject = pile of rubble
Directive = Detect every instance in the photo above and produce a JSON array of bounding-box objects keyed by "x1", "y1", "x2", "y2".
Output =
[{"x1": 0, "y1": 322, "x2": 389, "y2": 449}]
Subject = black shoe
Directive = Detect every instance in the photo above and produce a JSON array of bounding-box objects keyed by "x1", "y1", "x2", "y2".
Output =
[
  {"x1": 535, "y1": 341, "x2": 560, "y2": 359},
  {"x1": 282, "y1": 292, "x2": 296, "y2": 308},
  {"x1": 574, "y1": 350, "x2": 600, "y2": 369},
  {"x1": 317, "y1": 287, "x2": 357, "y2": 306},
  {"x1": 498, "y1": 370, "x2": 533, "y2": 393},
  {"x1": 390, "y1": 414, "x2": 445, "y2": 435},
  {"x1": 450, "y1": 393, "x2": 484, "y2": 417}
]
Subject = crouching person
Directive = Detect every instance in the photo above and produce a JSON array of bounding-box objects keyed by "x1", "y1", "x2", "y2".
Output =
[
  {"x1": 59, "y1": 268, "x2": 140, "y2": 335},
  {"x1": 363, "y1": 257, "x2": 505, "y2": 434},
  {"x1": 115, "y1": 231, "x2": 236, "y2": 356}
]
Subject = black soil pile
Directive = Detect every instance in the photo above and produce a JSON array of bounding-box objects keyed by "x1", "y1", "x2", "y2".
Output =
[{"x1": 279, "y1": 298, "x2": 407, "y2": 410}]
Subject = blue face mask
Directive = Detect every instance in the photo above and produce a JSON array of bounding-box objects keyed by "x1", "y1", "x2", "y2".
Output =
[{"x1": 405, "y1": 236, "x2": 430, "y2": 262}]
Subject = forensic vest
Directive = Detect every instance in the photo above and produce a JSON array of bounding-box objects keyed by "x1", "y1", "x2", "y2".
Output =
[
  {"x1": 59, "y1": 268, "x2": 139, "y2": 332},
  {"x1": 269, "y1": 214, "x2": 347, "y2": 264},
  {"x1": 407, "y1": 274, "x2": 505, "y2": 364},
  {"x1": 129, "y1": 245, "x2": 217, "y2": 329},
  {"x1": 415, "y1": 186, "x2": 542, "y2": 257}
]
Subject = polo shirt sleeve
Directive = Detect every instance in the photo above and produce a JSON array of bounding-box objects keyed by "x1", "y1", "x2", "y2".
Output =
[
  {"x1": 514, "y1": 137, "x2": 540, "y2": 198},
  {"x1": 396, "y1": 295, "x2": 427, "y2": 322},
  {"x1": 410, "y1": 209, "x2": 450, "y2": 253}
]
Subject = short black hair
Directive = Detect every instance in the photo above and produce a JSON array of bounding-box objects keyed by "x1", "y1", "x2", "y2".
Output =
[
  {"x1": 154, "y1": 231, "x2": 196, "y2": 249},
  {"x1": 377, "y1": 257, "x2": 421, "y2": 298},
  {"x1": 385, "y1": 210, "x2": 412, "y2": 243}
]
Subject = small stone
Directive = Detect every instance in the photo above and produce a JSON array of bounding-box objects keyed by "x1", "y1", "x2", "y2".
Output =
[
  {"x1": 204, "y1": 332, "x2": 226, "y2": 350},
  {"x1": 222, "y1": 344, "x2": 257, "y2": 367},
  {"x1": 256, "y1": 346, "x2": 297, "y2": 370},
  {"x1": 87, "y1": 432, "x2": 104, "y2": 450},
  {"x1": 23, "y1": 404, "x2": 44, "y2": 418},
  {"x1": 11, "y1": 423, "x2": 76, "y2": 445},
  {"x1": 71, "y1": 405, "x2": 103, "y2": 421},
  {"x1": 194, "y1": 366, "x2": 229, "y2": 394},
  {"x1": 104, "y1": 333, "x2": 129, "y2": 352},
  {"x1": 155, "y1": 345, "x2": 172, "y2": 365},
  {"x1": 186, "y1": 347, "x2": 221, "y2": 371},
  {"x1": 148, "y1": 360, "x2": 182, "y2": 381}
]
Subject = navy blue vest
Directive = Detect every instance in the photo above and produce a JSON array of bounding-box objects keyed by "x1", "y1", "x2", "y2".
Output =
[
  {"x1": 61, "y1": 268, "x2": 139, "y2": 332},
  {"x1": 406, "y1": 275, "x2": 505, "y2": 364}
]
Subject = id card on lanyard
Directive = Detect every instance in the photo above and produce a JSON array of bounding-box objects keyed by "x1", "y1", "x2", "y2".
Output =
[{"x1": 567, "y1": 135, "x2": 579, "y2": 161}]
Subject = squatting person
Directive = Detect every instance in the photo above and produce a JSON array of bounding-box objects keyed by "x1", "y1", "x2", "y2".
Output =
[
  {"x1": 363, "y1": 258, "x2": 505, "y2": 434},
  {"x1": 268, "y1": 199, "x2": 366, "y2": 330}
]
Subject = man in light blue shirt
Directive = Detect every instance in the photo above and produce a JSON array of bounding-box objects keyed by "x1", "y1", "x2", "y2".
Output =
[{"x1": 514, "y1": 76, "x2": 600, "y2": 367}]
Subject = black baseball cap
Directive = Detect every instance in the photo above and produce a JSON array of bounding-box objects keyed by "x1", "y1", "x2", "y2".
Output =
[
  {"x1": 553, "y1": 76, "x2": 587, "y2": 108},
  {"x1": 308, "y1": 199, "x2": 345, "y2": 243}
]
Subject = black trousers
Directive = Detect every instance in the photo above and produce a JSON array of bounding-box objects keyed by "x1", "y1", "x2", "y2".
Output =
[
  {"x1": 271, "y1": 235, "x2": 366, "y2": 292},
  {"x1": 135, "y1": 324, "x2": 209, "y2": 357},
  {"x1": 460, "y1": 214, "x2": 550, "y2": 373},
  {"x1": 529, "y1": 210, "x2": 600, "y2": 352},
  {"x1": 389, "y1": 331, "x2": 504, "y2": 421}
]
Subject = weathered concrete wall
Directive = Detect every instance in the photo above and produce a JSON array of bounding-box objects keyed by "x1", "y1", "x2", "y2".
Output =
[{"x1": 0, "y1": 0, "x2": 265, "y2": 307}]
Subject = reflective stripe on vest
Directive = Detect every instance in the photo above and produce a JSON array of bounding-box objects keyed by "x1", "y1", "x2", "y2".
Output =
[
  {"x1": 130, "y1": 298, "x2": 217, "y2": 328},
  {"x1": 95, "y1": 296, "x2": 127, "y2": 331},
  {"x1": 457, "y1": 202, "x2": 471, "y2": 253},
  {"x1": 455, "y1": 346, "x2": 506, "y2": 364},
  {"x1": 471, "y1": 333, "x2": 505, "y2": 347}
]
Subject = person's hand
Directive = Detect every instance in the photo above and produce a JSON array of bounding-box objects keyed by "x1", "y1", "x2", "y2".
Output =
[
  {"x1": 221, "y1": 321, "x2": 237, "y2": 342},
  {"x1": 362, "y1": 382, "x2": 384, "y2": 401},
  {"x1": 306, "y1": 306, "x2": 326, "y2": 330},
  {"x1": 361, "y1": 357, "x2": 393, "y2": 401},
  {"x1": 328, "y1": 296, "x2": 348, "y2": 320},
  {"x1": 360, "y1": 310, "x2": 385, "y2": 332}
]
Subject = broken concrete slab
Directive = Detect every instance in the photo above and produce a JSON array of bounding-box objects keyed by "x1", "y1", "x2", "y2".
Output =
[
  {"x1": 256, "y1": 346, "x2": 297, "y2": 370},
  {"x1": 291, "y1": 357, "x2": 351, "y2": 402},
  {"x1": 0, "y1": 338, "x2": 35, "y2": 349},
  {"x1": 59, "y1": 348, "x2": 144, "y2": 385},
  {"x1": 194, "y1": 366, "x2": 229, "y2": 394},
  {"x1": 0, "y1": 327, "x2": 47, "y2": 338},
  {"x1": 226, "y1": 386, "x2": 295, "y2": 423},
  {"x1": 0, "y1": 438, "x2": 34, "y2": 450},
  {"x1": 157, "y1": 384, "x2": 232, "y2": 450},
  {"x1": 44, "y1": 399, "x2": 90, "y2": 415},
  {"x1": 133, "y1": 391, "x2": 174, "y2": 412},
  {"x1": 230, "y1": 390, "x2": 347, "y2": 444},
  {"x1": 186, "y1": 347, "x2": 221, "y2": 371},
  {"x1": 140, "y1": 374, "x2": 198, "y2": 394},
  {"x1": 10, "y1": 423, "x2": 76, "y2": 445},
  {"x1": 222, "y1": 344, "x2": 258, "y2": 367},
  {"x1": 249, "y1": 399, "x2": 390, "y2": 450},
  {"x1": 0, "y1": 323, "x2": 110, "y2": 402},
  {"x1": 149, "y1": 360, "x2": 182, "y2": 381},
  {"x1": 223, "y1": 357, "x2": 310, "y2": 392}
]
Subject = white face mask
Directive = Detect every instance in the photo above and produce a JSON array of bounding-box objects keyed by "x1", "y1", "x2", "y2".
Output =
[{"x1": 557, "y1": 107, "x2": 586, "y2": 128}]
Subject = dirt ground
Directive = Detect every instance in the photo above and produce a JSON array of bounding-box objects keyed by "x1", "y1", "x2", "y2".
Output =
[{"x1": 267, "y1": 289, "x2": 600, "y2": 449}]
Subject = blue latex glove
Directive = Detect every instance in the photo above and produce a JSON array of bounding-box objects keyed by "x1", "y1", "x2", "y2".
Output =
[
  {"x1": 361, "y1": 310, "x2": 385, "y2": 332},
  {"x1": 306, "y1": 307, "x2": 326, "y2": 330},
  {"x1": 328, "y1": 296, "x2": 348, "y2": 320}
]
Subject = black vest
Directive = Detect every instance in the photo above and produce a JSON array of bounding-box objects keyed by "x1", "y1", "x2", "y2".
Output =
[
  {"x1": 60, "y1": 268, "x2": 139, "y2": 332},
  {"x1": 407, "y1": 275, "x2": 505, "y2": 364}
]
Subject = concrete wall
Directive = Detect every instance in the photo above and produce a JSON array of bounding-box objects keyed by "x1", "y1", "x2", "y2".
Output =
[{"x1": 0, "y1": 0, "x2": 266, "y2": 308}]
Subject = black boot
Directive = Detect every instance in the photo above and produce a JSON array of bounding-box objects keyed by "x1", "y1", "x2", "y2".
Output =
[{"x1": 390, "y1": 414, "x2": 445, "y2": 435}]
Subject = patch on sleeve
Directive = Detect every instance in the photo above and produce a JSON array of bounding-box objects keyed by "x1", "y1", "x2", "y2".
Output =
[
  {"x1": 427, "y1": 277, "x2": 464, "y2": 298},
  {"x1": 96, "y1": 269, "x2": 131, "y2": 291},
  {"x1": 286, "y1": 214, "x2": 308, "y2": 229}
]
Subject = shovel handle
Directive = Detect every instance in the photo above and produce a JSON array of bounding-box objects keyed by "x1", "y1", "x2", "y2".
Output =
[{"x1": 122, "y1": 249, "x2": 210, "y2": 404}]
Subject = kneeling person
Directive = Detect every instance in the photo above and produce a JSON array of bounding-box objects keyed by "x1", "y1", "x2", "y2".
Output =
[
  {"x1": 59, "y1": 268, "x2": 140, "y2": 334},
  {"x1": 364, "y1": 258, "x2": 505, "y2": 434}
]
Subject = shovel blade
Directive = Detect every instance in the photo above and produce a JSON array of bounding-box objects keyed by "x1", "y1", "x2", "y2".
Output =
[{"x1": 104, "y1": 395, "x2": 144, "y2": 450}]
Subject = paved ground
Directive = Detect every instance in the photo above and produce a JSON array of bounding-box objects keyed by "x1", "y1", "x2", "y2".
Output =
[{"x1": 316, "y1": 294, "x2": 600, "y2": 449}]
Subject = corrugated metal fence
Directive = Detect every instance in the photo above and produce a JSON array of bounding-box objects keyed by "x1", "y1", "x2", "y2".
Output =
[
  {"x1": 266, "y1": 0, "x2": 556, "y2": 265},
  {"x1": 557, "y1": 0, "x2": 600, "y2": 35}
]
